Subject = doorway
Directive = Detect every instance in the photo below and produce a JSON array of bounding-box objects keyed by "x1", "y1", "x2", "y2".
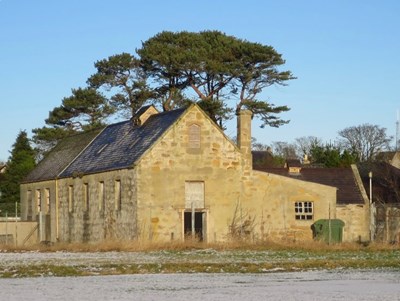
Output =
[{"x1": 184, "y1": 211, "x2": 205, "y2": 241}]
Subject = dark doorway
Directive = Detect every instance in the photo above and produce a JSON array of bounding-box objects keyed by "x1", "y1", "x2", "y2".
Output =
[{"x1": 184, "y1": 211, "x2": 204, "y2": 241}]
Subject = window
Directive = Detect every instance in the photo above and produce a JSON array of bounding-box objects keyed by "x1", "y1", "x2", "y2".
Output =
[
  {"x1": 27, "y1": 190, "x2": 33, "y2": 220},
  {"x1": 99, "y1": 181, "x2": 105, "y2": 211},
  {"x1": 188, "y1": 124, "x2": 201, "y2": 149},
  {"x1": 295, "y1": 201, "x2": 313, "y2": 220},
  {"x1": 68, "y1": 185, "x2": 74, "y2": 213},
  {"x1": 185, "y1": 181, "x2": 205, "y2": 209},
  {"x1": 45, "y1": 188, "x2": 50, "y2": 214},
  {"x1": 114, "y1": 180, "x2": 121, "y2": 210},
  {"x1": 84, "y1": 183, "x2": 89, "y2": 211},
  {"x1": 36, "y1": 189, "x2": 41, "y2": 213}
]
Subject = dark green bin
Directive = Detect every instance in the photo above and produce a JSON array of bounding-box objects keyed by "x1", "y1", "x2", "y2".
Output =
[{"x1": 312, "y1": 219, "x2": 345, "y2": 243}]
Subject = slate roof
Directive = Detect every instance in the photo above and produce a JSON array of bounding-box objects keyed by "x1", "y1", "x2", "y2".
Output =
[
  {"x1": 23, "y1": 129, "x2": 102, "y2": 183},
  {"x1": 376, "y1": 151, "x2": 396, "y2": 162},
  {"x1": 257, "y1": 167, "x2": 365, "y2": 205},
  {"x1": 59, "y1": 107, "x2": 186, "y2": 178},
  {"x1": 357, "y1": 162, "x2": 400, "y2": 204}
]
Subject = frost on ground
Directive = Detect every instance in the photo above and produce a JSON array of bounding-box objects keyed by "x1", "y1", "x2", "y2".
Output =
[
  {"x1": 0, "y1": 270, "x2": 400, "y2": 301},
  {"x1": 0, "y1": 251, "x2": 400, "y2": 300},
  {"x1": 0, "y1": 249, "x2": 399, "y2": 277}
]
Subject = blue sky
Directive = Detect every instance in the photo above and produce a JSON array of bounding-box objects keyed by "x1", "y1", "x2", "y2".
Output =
[{"x1": 1, "y1": 0, "x2": 399, "y2": 161}]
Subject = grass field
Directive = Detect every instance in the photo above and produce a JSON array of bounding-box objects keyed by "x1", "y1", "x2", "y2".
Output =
[{"x1": 0, "y1": 241, "x2": 399, "y2": 278}]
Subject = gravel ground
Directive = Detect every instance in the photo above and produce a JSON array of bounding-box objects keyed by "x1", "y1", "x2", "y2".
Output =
[{"x1": 1, "y1": 270, "x2": 400, "y2": 301}]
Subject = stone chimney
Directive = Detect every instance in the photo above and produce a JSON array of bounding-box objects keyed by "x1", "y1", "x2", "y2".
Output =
[{"x1": 237, "y1": 110, "x2": 253, "y2": 170}]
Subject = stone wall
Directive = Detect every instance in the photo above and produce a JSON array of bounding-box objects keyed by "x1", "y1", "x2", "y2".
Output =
[
  {"x1": 57, "y1": 169, "x2": 138, "y2": 243},
  {"x1": 336, "y1": 204, "x2": 369, "y2": 242},
  {"x1": 0, "y1": 220, "x2": 38, "y2": 246},
  {"x1": 20, "y1": 105, "x2": 371, "y2": 244},
  {"x1": 243, "y1": 171, "x2": 337, "y2": 242},
  {"x1": 20, "y1": 180, "x2": 56, "y2": 242},
  {"x1": 135, "y1": 105, "x2": 243, "y2": 242},
  {"x1": 135, "y1": 106, "x2": 338, "y2": 243}
]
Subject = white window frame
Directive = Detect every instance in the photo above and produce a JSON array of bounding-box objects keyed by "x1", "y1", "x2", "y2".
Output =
[{"x1": 295, "y1": 201, "x2": 313, "y2": 220}]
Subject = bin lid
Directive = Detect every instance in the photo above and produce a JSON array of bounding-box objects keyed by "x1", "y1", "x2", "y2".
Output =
[{"x1": 313, "y1": 219, "x2": 345, "y2": 228}]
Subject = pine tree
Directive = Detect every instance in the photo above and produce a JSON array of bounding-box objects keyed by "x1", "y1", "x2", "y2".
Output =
[{"x1": 0, "y1": 131, "x2": 36, "y2": 216}]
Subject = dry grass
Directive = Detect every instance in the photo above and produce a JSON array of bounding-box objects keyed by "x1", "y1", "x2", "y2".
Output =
[
  {"x1": 1, "y1": 239, "x2": 399, "y2": 278},
  {"x1": 1, "y1": 239, "x2": 399, "y2": 253}
]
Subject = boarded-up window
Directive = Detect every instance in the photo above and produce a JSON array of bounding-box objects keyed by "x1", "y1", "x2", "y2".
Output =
[
  {"x1": 185, "y1": 181, "x2": 205, "y2": 209},
  {"x1": 45, "y1": 188, "x2": 50, "y2": 214},
  {"x1": 99, "y1": 181, "x2": 105, "y2": 211},
  {"x1": 188, "y1": 124, "x2": 201, "y2": 149},
  {"x1": 115, "y1": 180, "x2": 121, "y2": 211},
  {"x1": 84, "y1": 183, "x2": 89, "y2": 211},
  {"x1": 27, "y1": 190, "x2": 33, "y2": 220},
  {"x1": 36, "y1": 189, "x2": 41, "y2": 213},
  {"x1": 68, "y1": 185, "x2": 74, "y2": 213}
]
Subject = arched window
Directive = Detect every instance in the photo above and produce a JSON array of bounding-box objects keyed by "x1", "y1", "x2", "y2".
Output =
[{"x1": 188, "y1": 124, "x2": 201, "y2": 149}]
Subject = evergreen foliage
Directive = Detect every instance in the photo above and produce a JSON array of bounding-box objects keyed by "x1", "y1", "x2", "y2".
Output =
[
  {"x1": 32, "y1": 30, "x2": 294, "y2": 155},
  {"x1": 32, "y1": 87, "x2": 111, "y2": 159},
  {"x1": 87, "y1": 53, "x2": 154, "y2": 118},
  {"x1": 138, "y1": 30, "x2": 294, "y2": 127},
  {"x1": 310, "y1": 143, "x2": 357, "y2": 167},
  {"x1": 0, "y1": 131, "x2": 36, "y2": 215}
]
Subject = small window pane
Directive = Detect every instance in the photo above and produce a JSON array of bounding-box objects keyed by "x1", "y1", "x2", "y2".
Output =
[{"x1": 295, "y1": 201, "x2": 313, "y2": 220}]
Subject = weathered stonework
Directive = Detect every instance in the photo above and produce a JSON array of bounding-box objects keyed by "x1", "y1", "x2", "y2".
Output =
[
  {"x1": 19, "y1": 104, "x2": 370, "y2": 244},
  {"x1": 336, "y1": 204, "x2": 369, "y2": 242}
]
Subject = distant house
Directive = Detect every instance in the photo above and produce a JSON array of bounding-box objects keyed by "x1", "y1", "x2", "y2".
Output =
[
  {"x1": 376, "y1": 151, "x2": 400, "y2": 170},
  {"x1": 20, "y1": 104, "x2": 371, "y2": 244},
  {"x1": 358, "y1": 160, "x2": 400, "y2": 243}
]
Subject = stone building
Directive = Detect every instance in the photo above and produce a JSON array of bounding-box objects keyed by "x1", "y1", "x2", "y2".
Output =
[
  {"x1": 20, "y1": 104, "x2": 370, "y2": 244},
  {"x1": 258, "y1": 163, "x2": 370, "y2": 242},
  {"x1": 358, "y1": 160, "x2": 400, "y2": 243}
]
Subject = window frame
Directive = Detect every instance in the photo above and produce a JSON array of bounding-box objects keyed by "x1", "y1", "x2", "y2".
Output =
[{"x1": 295, "y1": 201, "x2": 314, "y2": 220}]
